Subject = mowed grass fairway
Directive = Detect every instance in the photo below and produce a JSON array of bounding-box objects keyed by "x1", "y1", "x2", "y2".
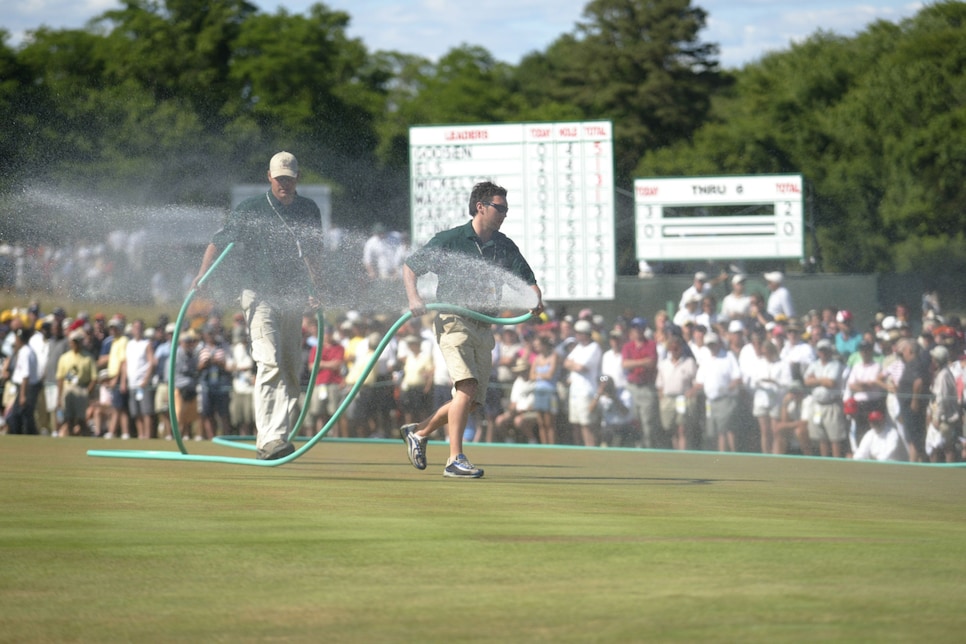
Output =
[{"x1": 2, "y1": 437, "x2": 965, "y2": 643}]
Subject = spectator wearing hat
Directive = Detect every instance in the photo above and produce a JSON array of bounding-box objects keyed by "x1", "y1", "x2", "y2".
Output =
[
  {"x1": 55, "y1": 329, "x2": 98, "y2": 437},
  {"x1": 764, "y1": 271, "x2": 795, "y2": 320},
  {"x1": 834, "y1": 310, "x2": 862, "y2": 361},
  {"x1": 197, "y1": 325, "x2": 232, "y2": 441},
  {"x1": 564, "y1": 319, "x2": 603, "y2": 447},
  {"x1": 780, "y1": 319, "x2": 816, "y2": 383},
  {"x1": 5, "y1": 327, "x2": 41, "y2": 435},
  {"x1": 852, "y1": 409, "x2": 909, "y2": 462},
  {"x1": 153, "y1": 323, "x2": 176, "y2": 439},
  {"x1": 590, "y1": 374, "x2": 635, "y2": 448},
  {"x1": 1, "y1": 313, "x2": 25, "y2": 408},
  {"x1": 926, "y1": 345, "x2": 961, "y2": 463},
  {"x1": 694, "y1": 331, "x2": 742, "y2": 452},
  {"x1": 679, "y1": 270, "x2": 727, "y2": 312},
  {"x1": 720, "y1": 274, "x2": 752, "y2": 324},
  {"x1": 397, "y1": 333, "x2": 433, "y2": 430},
  {"x1": 29, "y1": 316, "x2": 56, "y2": 434},
  {"x1": 224, "y1": 324, "x2": 253, "y2": 437},
  {"x1": 101, "y1": 315, "x2": 130, "y2": 440},
  {"x1": 844, "y1": 335, "x2": 888, "y2": 445},
  {"x1": 803, "y1": 338, "x2": 848, "y2": 458},
  {"x1": 673, "y1": 293, "x2": 701, "y2": 328},
  {"x1": 657, "y1": 334, "x2": 699, "y2": 450},
  {"x1": 621, "y1": 317, "x2": 661, "y2": 449},
  {"x1": 122, "y1": 319, "x2": 157, "y2": 440},
  {"x1": 173, "y1": 328, "x2": 203, "y2": 440}
]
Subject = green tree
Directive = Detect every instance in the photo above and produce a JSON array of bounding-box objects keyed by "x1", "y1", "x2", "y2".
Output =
[
  {"x1": 639, "y1": 1, "x2": 966, "y2": 275},
  {"x1": 517, "y1": 0, "x2": 722, "y2": 184}
]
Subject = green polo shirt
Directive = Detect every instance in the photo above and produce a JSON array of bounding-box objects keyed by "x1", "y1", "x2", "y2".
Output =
[
  {"x1": 406, "y1": 220, "x2": 536, "y2": 311},
  {"x1": 212, "y1": 191, "x2": 321, "y2": 301}
]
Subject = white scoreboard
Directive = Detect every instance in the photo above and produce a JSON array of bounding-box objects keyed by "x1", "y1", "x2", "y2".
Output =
[
  {"x1": 410, "y1": 121, "x2": 615, "y2": 300},
  {"x1": 634, "y1": 174, "x2": 804, "y2": 261}
]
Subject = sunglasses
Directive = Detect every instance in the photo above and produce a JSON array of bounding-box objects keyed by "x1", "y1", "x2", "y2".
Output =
[{"x1": 482, "y1": 201, "x2": 509, "y2": 215}]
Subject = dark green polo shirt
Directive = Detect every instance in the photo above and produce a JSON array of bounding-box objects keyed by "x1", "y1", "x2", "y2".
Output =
[
  {"x1": 406, "y1": 220, "x2": 537, "y2": 311},
  {"x1": 212, "y1": 191, "x2": 322, "y2": 301}
]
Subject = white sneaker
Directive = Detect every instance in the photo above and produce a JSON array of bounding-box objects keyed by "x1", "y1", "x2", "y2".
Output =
[{"x1": 443, "y1": 454, "x2": 484, "y2": 479}]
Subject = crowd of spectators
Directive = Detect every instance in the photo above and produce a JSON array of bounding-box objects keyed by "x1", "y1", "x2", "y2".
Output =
[{"x1": 2, "y1": 268, "x2": 963, "y2": 463}]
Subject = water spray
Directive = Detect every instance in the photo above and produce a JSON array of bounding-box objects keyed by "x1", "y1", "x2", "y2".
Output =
[{"x1": 86, "y1": 244, "x2": 535, "y2": 466}]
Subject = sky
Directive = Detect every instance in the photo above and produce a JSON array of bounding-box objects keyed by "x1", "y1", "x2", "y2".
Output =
[{"x1": 4, "y1": 0, "x2": 923, "y2": 69}]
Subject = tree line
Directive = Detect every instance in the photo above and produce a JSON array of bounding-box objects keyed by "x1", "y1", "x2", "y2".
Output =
[{"x1": 1, "y1": 0, "x2": 964, "y2": 280}]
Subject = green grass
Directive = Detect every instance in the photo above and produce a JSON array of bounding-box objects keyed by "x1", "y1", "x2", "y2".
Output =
[{"x1": 1, "y1": 437, "x2": 964, "y2": 643}]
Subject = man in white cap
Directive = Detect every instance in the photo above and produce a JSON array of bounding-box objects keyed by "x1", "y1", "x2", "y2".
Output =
[
  {"x1": 678, "y1": 269, "x2": 727, "y2": 311},
  {"x1": 191, "y1": 151, "x2": 324, "y2": 460},
  {"x1": 694, "y1": 331, "x2": 742, "y2": 452},
  {"x1": 720, "y1": 274, "x2": 751, "y2": 323},
  {"x1": 565, "y1": 319, "x2": 603, "y2": 447},
  {"x1": 764, "y1": 271, "x2": 795, "y2": 319}
]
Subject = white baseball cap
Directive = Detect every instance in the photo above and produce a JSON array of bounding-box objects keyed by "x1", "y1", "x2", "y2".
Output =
[
  {"x1": 763, "y1": 271, "x2": 784, "y2": 284},
  {"x1": 269, "y1": 151, "x2": 299, "y2": 178}
]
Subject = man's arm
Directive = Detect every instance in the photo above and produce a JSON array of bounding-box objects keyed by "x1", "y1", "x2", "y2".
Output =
[
  {"x1": 191, "y1": 243, "x2": 220, "y2": 292},
  {"x1": 403, "y1": 264, "x2": 426, "y2": 317},
  {"x1": 529, "y1": 284, "x2": 545, "y2": 318}
]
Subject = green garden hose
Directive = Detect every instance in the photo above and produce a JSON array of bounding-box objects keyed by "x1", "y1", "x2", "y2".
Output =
[{"x1": 87, "y1": 242, "x2": 534, "y2": 466}]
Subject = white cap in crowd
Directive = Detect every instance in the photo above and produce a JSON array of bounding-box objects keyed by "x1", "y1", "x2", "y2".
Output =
[{"x1": 763, "y1": 271, "x2": 784, "y2": 284}]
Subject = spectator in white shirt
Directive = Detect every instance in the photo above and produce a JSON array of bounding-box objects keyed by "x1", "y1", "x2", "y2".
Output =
[
  {"x1": 695, "y1": 332, "x2": 742, "y2": 452},
  {"x1": 764, "y1": 271, "x2": 795, "y2": 319},
  {"x1": 853, "y1": 409, "x2": 909, "y2": 462}
]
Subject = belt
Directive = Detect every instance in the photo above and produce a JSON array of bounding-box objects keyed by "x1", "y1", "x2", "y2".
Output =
[{"x1": 438, "y1": 313, "x2": 490, "y2": 328}]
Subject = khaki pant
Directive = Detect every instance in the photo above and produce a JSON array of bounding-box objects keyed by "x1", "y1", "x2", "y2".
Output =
[{"x1": 242, "y1": 289, "x2": 303, "y2": 450}]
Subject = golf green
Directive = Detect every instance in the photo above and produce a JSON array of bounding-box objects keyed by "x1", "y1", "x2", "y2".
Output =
[{"x1": 1, "y1": 436, "x2": 964, "y2": 642}]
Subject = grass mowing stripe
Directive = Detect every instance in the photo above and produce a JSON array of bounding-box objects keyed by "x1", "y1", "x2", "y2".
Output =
[{"x1": 1, "y1": 435, "x2": 965, "y2": 642}]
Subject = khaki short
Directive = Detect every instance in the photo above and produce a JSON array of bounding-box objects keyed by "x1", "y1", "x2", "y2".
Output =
[
  {"x1": 659, "y1": 395, "x2": 696, "y2": 431},
  {"x1": 808, "y1": 401, "x2": 847, "y2": 442},
  {"x1": 435, "y1": 314, "x2": 494, "y2": 407},
  {"x1": 309, "y1": 384, "x2": 343, "y2": 419},
  {"x1": 154, "y1": 382, "x2": 169, "y2": 413}
]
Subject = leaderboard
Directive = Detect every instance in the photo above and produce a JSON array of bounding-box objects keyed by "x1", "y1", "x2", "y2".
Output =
[{"x1": 409, "y1": 121, "x2": 615, "y2": 301}]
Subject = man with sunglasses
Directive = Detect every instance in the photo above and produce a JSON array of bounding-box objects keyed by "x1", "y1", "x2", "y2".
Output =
[{"x1": 399, "y1": 181, "x2": 544, "y2": 478}]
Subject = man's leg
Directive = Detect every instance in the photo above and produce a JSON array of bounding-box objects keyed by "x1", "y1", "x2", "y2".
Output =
[
  {"x1": 248, "y1": 298, "x2": 300, "y2": 456},
  {"x1": 444, "y1": 380, "x2": 478, "y2": 461}
]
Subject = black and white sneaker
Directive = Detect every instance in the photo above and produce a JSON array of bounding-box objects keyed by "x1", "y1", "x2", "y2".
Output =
[
  {"x1": 400, "y1": 424, "x2": 427, "y2": 470},
  {"x1": 443, "y1": 454, "x2": 484, "y2": 479}
]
